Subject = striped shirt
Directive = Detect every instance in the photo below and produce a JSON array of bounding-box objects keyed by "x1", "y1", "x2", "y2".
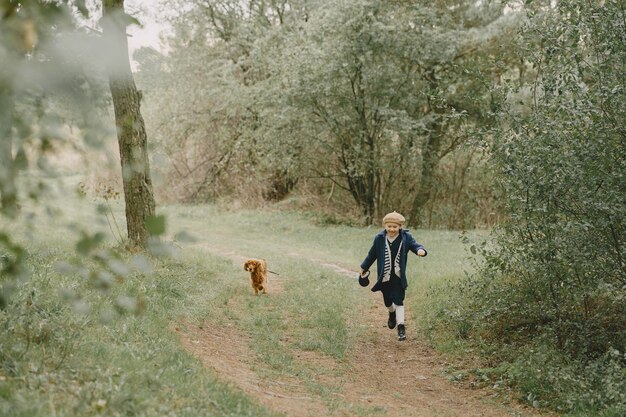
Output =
[{"x1": 382, "y1": 235, "x2": 402, "y2": 282}]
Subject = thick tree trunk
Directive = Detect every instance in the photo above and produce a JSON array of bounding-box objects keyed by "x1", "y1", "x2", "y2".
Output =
[{"x1": 102, "y1": 0, "x2": 155, "y2": 249}]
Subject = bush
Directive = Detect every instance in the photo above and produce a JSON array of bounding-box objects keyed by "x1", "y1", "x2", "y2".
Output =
[
  {"x1": 480, "y1": 0, "x2": 626, "y2": 359},
  {"x1": 437, "y1": 1, "x2": 626, "y2": 415},
  {"x1": 506, "y1": 347, "x2": 626, "y2": 416}
]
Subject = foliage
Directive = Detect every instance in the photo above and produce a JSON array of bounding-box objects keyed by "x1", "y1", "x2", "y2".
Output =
[
  {"x1": 274, "y1": 0, "x2": 514, "y2": 224},
  {"x1": 0, "y1": 0, "x2": 164, "y2": 299},
  {"x1": 139, "y1": 0, "x2": 515, "y2": 226},
  {"x1": 1, "y1": 0, "x2": 108, "y2": 308},
  {"x1": 486, "y1": 0, "x2": 625, "y2": 358},
  {"x1": 1, "y1": 10, "x2": 167, "y2": 416},
  {"x1": 423, "y1": 149, "x2": 498, "y2": 229},
  {"x1": 436, "y1": 1, "x2": 626, "y2": 414},
  {"x1": 506, "y1": 346, "x2": 626, "y2": 416},
  {"x1": 139, "y1": 0, "x2": 311, "y2": 206}
]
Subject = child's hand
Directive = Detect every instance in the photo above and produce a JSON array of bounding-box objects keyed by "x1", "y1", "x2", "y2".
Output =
[{"x1": 417, "y1": 249, "x2": 426, "y2": 257}]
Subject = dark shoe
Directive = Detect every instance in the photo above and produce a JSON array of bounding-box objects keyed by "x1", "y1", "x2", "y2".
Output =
[
  {"x1": 397, "y1": 324, "x2": 406, "y2": 341},
  {"x1": 387, "y1": 311, "x2": 397, "y2": 329}
]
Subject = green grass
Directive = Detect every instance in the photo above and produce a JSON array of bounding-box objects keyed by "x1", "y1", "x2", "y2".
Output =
[
  {"x1": 1, "y1": 183, "x2": 476, "y2": 416},
  {"x1": 165, "y1": 204, "x2": 478, "y2": 346},
  {"x1": 0, "y1": 247, "x2": 282, "y2": 417}
]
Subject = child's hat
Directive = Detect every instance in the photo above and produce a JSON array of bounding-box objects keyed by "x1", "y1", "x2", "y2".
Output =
[{"x1": 383, "y1": 211, "x2": 405, "y2": 226}]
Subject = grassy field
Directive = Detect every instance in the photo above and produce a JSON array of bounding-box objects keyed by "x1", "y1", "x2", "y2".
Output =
[{"x1": 1, "y1": 179, "x2": 482, "y2": 416}]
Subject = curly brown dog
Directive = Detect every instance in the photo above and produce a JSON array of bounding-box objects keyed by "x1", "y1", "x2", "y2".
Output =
[{"x1": 243, "y1": 259, "x2": 268, "y2": 295}]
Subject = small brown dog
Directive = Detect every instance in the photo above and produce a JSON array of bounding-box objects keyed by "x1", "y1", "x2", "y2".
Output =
[{"x1": 244, "y1": 259, "x2": 268, "y2": 295}]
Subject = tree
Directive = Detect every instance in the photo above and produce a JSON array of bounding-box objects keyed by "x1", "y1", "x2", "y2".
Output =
[
  {"x1": 139, "y1": 0, "x2": 311, "y2": 204},
  {"x1": 275, "y1": 0, "x2": 517, "y2": 223},
  {"x1": 101, "y1": 0, "x2": 156, "y2": 249},
  {"x1": 142, "y1": 0, "x2": 515, "y2": 226}
]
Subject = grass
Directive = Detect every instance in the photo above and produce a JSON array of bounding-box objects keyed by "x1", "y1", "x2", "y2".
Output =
[
  {"x1": 165, "y1": 204, "x2": 477, "y2": 350},
  {"x1": 1, "y1": 178, "x2": 477, "y2": 416},
  {"x1": 1, "y1": 244, "x2": 282, "y2": 417}
]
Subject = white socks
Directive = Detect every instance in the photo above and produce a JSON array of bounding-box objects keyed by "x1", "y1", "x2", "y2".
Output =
[
  {"x1": 388, "y1": 303, "x2": 405, "y2": 324},
  {"x1": 395, "y1": 305, "x2": 405, "y2": 325}
]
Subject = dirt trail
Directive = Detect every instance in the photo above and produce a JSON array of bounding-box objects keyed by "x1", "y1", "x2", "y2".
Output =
[{"x1": 178, "y1": 244, "x2": 544, "y2": 417}]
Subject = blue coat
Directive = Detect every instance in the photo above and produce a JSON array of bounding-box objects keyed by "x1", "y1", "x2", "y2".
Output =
[{"x1": 360, "y1": 229, "x2": 427, "y2": 292}]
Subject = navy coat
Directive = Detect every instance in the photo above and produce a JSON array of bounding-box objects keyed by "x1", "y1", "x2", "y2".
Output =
[{"x1": 360, "y1": 229, "x2": 427, "y2": 292}]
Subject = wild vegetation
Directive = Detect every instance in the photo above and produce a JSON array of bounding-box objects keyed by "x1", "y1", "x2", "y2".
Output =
[
  {"x1": 433, "y1": 2, "x2": 626, "y2": 415},
  {"x1": 1, "y1": 0, "x2": 624, "y2": 416},
  {"x1": 139, "y1": 0, "x2": 511, "y2": 228}
]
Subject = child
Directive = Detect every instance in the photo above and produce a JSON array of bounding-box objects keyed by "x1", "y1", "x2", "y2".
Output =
[{"x1": 359, "y1": 211, "x2": 427, "y2": 341}]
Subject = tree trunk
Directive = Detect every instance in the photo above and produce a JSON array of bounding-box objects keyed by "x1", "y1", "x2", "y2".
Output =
[
  {"x1": 346, "y1": 63, "x2": 377, "y2": 224},
  {"x1": 342, "y1": 141, "x2": 376, "y2": 225},
  {"x1": 410, "y1": 128, "x2": 442, "y2": 225},
  {"x1": 102, "y1": 0, "x2": 155, "y2": 249}
]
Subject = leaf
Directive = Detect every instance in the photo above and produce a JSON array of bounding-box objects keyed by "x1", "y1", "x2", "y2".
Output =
[
  {"x1": 108, "y1": 260, "x2": 130, "y2": 277},
  {"x1": 111, "y1": 12, "x2": 143, "y2": 28},
  {"x1": 116, "y1": 296, "x2": 137, "y2": 313},
  {"x1": 75, "y1": 232, "x2": 105, "y2": 255},
  {"x1": 145, "y1": 215, "x2": 166, "y2": 236},
  {"x1": 124, "y1": 14, "x2": 142, "y2": 28},
  {"x1": 53, "y1": 261, "x2": 73, "y2": 275},
  {"x1": 130, "y1": 254, "x2": 152, "y2": 274},
  {"x1": 95, "y1": 271, "x2": 114, "y2": 290}
]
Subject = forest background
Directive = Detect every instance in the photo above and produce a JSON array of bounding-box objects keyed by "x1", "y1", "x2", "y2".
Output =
[{"x1": 1, "y1": 0, "x2": 624, "y2": 416}]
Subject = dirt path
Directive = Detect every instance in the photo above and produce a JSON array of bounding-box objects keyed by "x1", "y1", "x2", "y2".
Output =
[{"x1": 178, "y1": 244, "x2": 544, "y2": 417}]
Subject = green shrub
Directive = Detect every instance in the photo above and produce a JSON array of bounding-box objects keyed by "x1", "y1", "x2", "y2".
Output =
[
  {"x1": 437, "y1": 1, "x2": 626, "y2": 415},
  {"x1": 506, "y1": 346, "x2": 626, "y2": 416}
]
